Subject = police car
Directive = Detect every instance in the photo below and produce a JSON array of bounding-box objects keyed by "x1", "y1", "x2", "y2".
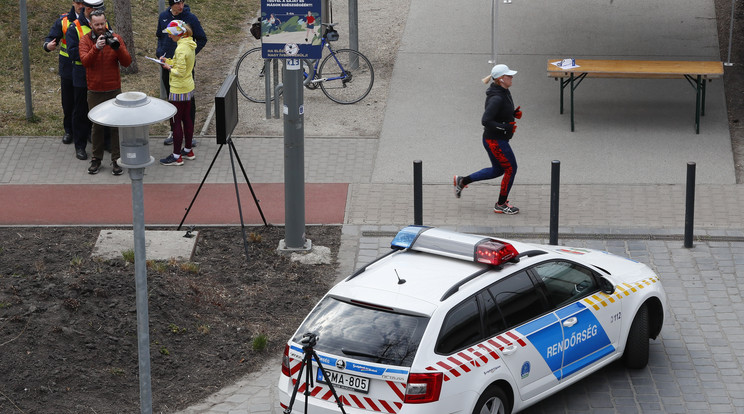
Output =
[{"x1": 278, "y1": 226, "x2": 666, "y2": 414}]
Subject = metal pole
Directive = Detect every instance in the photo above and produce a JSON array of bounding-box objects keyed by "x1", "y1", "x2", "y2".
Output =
[
  {"x1": 489, "y1": 0, "x2": 499, "y2": 64},
  {"x1": 348, "y1": 0, "x2": 359, "y2": 69},
  {"x1": 684, "y1": 162, "x2": 696, "y2": 248},
  {"x1": 273, "y1": 59, "x2": 281, "y2": 119},
  {"x1": 349, "y1": 0, "x2": 358, "y2": 51},
  {"x1": 265, "y1": 59, "x2": 272, "y2": 119},
  {"x1": 129, "y1": 167, "x2": 153, "y2": 414},
  {"x1": 725, "y1": 0, "x2": 736, "y2": 66},
  {"x1": 19, "y1": 0, "x2": 33, "y2": 120},
  {"x1": 321, "y1": 0, "x2": 330, "y2": 36},
  {"x1": 549, "y1": 160, "x2": 560, "y2": 245},
  {"x1": 413, "y1": 160, "x2": 422, "y2": 225},
  {"x1": 282, "y1": 60, "x2": 307, "y2": 250},
  {"x1": 158, "y1": 0, "x2": 167, "y2": 99}
]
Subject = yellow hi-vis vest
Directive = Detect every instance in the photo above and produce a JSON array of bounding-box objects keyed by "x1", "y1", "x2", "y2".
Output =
[
  {"x1": 72, "y1": 19, "x2": 91, "y2": 65},
  {"x1": 59, "y1": 15, "x2": 70, "y2": 58}
]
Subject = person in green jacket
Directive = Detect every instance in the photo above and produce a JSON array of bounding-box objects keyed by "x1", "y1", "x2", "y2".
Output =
[{"x1": 159, "y1": 20, "x2": 197, "y2": 166}]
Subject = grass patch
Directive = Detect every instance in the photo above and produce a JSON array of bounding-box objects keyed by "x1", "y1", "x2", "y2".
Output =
[
  {"x1": 179, "y1": 262, "x2": 199, "y2": 273},
  {"x1": 121, "y1": 249, "x2": 135, "y2": 263},
  {"x1": 147, "y1": 260, "x2": 168, "y2": 273},
  {"x1": 3, "y1": 0, "x2": 258, "y2": 136},
  {"x1": 169, "y1": 323, "x2": 187, "y2": 334},
  {"x1": 252, "y1": 334, "x2": 268, "y2": 351}
]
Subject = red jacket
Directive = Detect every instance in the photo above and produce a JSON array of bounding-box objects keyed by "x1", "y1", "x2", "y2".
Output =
[{"x1": 79, "y1": 31, "x2": 132, "y2": 92}]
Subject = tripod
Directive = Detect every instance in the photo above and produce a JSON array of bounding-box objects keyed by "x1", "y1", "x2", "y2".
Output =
[
  {"x1": 178, "y1": 137, "x2": 268, "y2": 259},
  {"x1": 284, "y1": 333, "x2": 347, "y2": 414}
]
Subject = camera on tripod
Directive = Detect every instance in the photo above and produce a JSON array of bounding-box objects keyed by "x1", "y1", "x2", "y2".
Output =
[
  {"x1": 300, "y1": 332, "x2": 318, "y2": 348},
  {"x1": 96, "y1": 30, "x2": 120, "y2": 50},
  {"x1": 285, "y1": 331, "x2": 347, "y2": 414}
]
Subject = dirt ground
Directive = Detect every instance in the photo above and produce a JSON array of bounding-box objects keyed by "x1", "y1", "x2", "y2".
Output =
[{"x1": 0, "y1": 226, "x2": 340, "y2": 413}]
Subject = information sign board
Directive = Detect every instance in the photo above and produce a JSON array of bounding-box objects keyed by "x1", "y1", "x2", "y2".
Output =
[{"x1": 260, "y1": 0, "x2": 322, "y2": 60}]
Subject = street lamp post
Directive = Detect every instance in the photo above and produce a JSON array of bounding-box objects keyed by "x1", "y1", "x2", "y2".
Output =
[{"x1": 88, "y1": 91, "x2": 175, "y2": 414}]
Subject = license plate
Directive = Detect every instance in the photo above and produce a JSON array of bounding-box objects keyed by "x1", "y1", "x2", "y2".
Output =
[{"x1": 316, "y1": 368, "x2": 370, "y2": 393}]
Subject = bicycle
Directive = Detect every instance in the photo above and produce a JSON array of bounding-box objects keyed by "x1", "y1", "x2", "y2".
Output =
[{"x1": 235, "y1": 23, "x2": 374, "y2": 105}]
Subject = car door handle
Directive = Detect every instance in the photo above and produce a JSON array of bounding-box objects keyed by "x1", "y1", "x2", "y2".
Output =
[
  {"x1": 501, "y1": 345, "x2": 518, "y2": 356},
  {"x1": 562, "y1": 317, "x2": 578, "y2": 327}
]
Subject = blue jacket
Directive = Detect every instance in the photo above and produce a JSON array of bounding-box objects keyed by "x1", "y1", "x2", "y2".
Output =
[
  {"x1": 44, "y1": 6, "x2": 78, "y2": 79},
  {"x1": 482, "y1": 83, "x2": 516, "y2": 141},
  {"x1": 156, "y1": 5, "x2": 207, "y2": 58}
]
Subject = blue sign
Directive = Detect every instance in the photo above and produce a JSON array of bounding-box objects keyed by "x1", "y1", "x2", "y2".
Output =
[{"x1": 260, "y1": 0, "x2": 322, "y2": 59}]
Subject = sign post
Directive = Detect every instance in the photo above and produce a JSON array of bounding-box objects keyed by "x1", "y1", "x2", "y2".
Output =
[
  {"x1": 260, "y1": 0, "x2": 320, "y2": 251},
  {"x1": 280, "y1": 58, "x2": 310, "y2": 250}
]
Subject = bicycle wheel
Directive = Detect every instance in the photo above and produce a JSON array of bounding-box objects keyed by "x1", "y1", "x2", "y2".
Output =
[
  {"x1": 235, "y1": 47, "x2": 273, "y2": 103},
  {"x1": 318, "y1": 49, "x2": 374, "y2": 104}
]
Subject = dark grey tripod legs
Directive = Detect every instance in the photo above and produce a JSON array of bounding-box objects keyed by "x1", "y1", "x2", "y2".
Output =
[
  {"x1": 177, "y1": 137, "x2": 268, "y2": 259},
  {"x1": 284, "y1": 334, "x2": 347, "y2": 414}
]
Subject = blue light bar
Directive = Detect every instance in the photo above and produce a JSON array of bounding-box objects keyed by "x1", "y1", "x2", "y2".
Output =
[{"x1": 391, "y1": 226, "x2": 430, "y2": 249}]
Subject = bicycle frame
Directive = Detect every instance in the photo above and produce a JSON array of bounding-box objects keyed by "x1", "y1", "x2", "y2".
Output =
[{"x1": 303, "y1": 38, "x2": 348, "y2": 86}]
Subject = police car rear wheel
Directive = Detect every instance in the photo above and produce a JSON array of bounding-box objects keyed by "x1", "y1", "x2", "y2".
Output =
[
  {"x1": 473, "y1": 385, "x2": 510, "y2": 414},
  {"x1": 622, "y1": 303, "x2": 650, "y2": 369}
]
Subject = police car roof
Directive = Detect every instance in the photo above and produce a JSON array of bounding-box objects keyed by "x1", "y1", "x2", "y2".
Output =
[{"x1": 332, "y1": 227, "x2": 545, "y2": 315}]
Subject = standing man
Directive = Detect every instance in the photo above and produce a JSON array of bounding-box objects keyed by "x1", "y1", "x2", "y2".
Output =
[
  {"x1": 44, "y1": 0, "x2": 86, "y2": 157},
  {"x1": 156, "y1": 0, "x2": 207, "y2": 146},
  {"x1": 66, "y1": 0, "x2": 102, "y2": 162},
  {"x1": 453, "y1": 64, "x2": 522, "y2": 215},
  {"x1": 79, "y1": 8, "x2": 132, "y2": 175}
]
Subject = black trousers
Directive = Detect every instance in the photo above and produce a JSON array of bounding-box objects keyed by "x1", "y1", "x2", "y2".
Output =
[
  {"x1": 71, "y1": 85, "x2": 90, "y2": 151},
  {"x1": 60, "y1": 76, "x2": 74, "y2": 135}
]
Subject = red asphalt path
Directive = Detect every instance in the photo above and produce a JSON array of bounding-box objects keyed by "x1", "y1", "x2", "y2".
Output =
[{"x1": 0, "y1": 183, "x2": 348, "y2": 226}]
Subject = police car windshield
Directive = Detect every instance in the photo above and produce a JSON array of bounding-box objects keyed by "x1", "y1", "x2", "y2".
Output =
[{"x1": 292, "y1": 297, "x2": 429, "y2": 367}]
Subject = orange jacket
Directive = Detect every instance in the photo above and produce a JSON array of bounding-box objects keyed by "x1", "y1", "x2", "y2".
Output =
[{"x1": 79, "y1": 30, "x2": 132, "y2": 92}]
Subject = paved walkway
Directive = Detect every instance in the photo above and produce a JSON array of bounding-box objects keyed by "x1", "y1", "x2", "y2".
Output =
[{"x1": 3, "y1": 0, "x2": 744, "y2": 412}]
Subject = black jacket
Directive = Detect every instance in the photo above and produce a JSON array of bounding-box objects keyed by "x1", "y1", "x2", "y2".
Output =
[
  {"x1": 156, "y1": 5, "x2": 208, "y2": 58},
  {"x1": 482, "y1": 83, "x2": 516, "y2": 141},
  {"x1": 43, "y1": 6, "x2": 78, "y2": 79}
]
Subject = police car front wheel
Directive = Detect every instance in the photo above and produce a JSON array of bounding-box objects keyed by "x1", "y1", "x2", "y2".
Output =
[
  {"x1": 622, "y1": 303, "x2": 650, "y2": 369},
  {"x1": 473, "y1": 384, "x2": 510, "y2": 414}
]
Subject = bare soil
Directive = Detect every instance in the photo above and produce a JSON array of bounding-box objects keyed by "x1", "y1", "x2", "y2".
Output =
[{"x1": 0, "y1": 226, "x2": 340, "y2": 413}]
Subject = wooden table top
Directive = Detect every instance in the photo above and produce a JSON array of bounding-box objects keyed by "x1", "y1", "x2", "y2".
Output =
[{"x1": 547, "y1": 59, "x2": 724, "y2": 78}]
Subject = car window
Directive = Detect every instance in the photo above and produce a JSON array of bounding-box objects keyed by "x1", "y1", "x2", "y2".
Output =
[
  {"x1": 481, "y1": 290, "x2": 507, "y2": 336},
  {"x1": 533, "y1": 261, "x2": 597, "y2": 308},
  {"x1": 436, "y1": 297, "x2": 481, "y2": 354},
  {"x1": 292, "y1": 297, "x2": 429, "y2": 367},
  {"x1": 487, "y1": 271, "x2": 549, "y2": 330}
]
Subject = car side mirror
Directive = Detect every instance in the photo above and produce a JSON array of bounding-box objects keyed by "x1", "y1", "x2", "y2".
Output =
[{"x1": 599, "y1": 277, "x2": 615, "y2": 295}]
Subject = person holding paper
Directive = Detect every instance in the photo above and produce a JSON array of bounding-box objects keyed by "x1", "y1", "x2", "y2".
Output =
[
  {"x1": 159, "y1": 20, "x2": 196, "y2": 166},
  {"x1": 453, "y1": 64, "x2": 522, "y2": 215},
  {"x1": 156, "y1": 0, "x2": 207, "y2": 146}
]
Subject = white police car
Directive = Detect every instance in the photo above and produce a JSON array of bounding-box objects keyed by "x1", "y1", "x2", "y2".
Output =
[{"x1": 278, "y1": 226, "x2": 666, "y2": 414}]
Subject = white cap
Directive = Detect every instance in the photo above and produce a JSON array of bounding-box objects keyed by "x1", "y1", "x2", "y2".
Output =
[
  {"x1": 490, "y1": 64, "x2": 517, "y2": 79},
  {"x1": 83, "y1": 0, "x2": 104, "y2": 8}
]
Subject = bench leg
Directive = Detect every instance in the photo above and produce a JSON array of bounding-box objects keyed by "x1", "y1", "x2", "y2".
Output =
[
  {"x1": 570, "y1": 73, "x2": 575, "y2": 132},
  {"x1": 559, "y1": 78, "x2": 564, "y2": 114},
  {"x1": 695, "y1": 75, "x2": 701, "y2": 135},
  {"x1": 702, "y1": 78, "x2": 707, "y2": 117}
]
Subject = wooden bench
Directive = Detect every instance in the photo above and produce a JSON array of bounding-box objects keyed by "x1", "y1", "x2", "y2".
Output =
[{"x1": 546, "y1": 59, "x2": 724, "y2": 134}]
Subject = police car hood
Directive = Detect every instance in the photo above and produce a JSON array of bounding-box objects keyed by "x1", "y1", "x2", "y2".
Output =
[{"x1": 537, "y1": 244, "x2": 654, "y2": 283}]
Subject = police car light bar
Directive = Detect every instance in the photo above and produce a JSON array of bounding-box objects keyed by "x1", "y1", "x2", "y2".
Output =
[
  {"x1": 391, "y1": 226, "x2": 519, "y2": 266},
  {"x1": 475, "y1": 239, "x2": 519, "y2": 266}
]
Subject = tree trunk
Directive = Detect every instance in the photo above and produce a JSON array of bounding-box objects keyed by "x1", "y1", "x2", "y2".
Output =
[{"x1": 114, "y1": 0, "x2": 138, "y2": 74}]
